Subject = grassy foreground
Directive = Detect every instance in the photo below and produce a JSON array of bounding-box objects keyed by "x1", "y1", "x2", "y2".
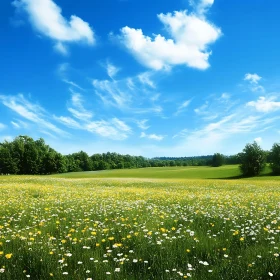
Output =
[{"x1": 0, "y1": 171, "x2": 280, "y2": 279}]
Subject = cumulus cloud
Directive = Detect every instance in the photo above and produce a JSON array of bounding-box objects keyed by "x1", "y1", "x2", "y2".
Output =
[
  {"x1": 244, "y1": 73, "x2": 262, "y2": 84},
  {"x1": 119, "y1": 5, "x2": 221, "y2": 70},
  {"x1": 12, "y1": 0, "x2": 94, "y2": 54},
  {"x1": 247, "y1": 96, "x2": 280, "y2": 113},
  {"x1": 244, "y1": 73, "x2": 264, "y2": 92}
]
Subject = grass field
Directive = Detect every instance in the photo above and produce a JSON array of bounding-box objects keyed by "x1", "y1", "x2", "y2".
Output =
[
  {"x1": 53, "y1": 164, "x2": 276, "y2": 180},
  {"x1": 1, "y1": 166, "x2": 280, "y2": 279}
]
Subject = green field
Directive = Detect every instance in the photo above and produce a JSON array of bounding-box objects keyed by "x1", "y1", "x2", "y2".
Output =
[
  {"x1": 1, "y1": 166, "x2": 280, "y2": 279},
  {"x1": 53, "y1": 164, "x2": 276, "y2": 180}
]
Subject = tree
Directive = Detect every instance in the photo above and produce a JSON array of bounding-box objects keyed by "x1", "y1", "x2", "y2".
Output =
[
  {"x1": 212, "y1": 153, "x2": 225, "y2": 167},
  {"x1": 239, "y1": 141, "x2": 266, "y2": 177},
  {"x1": 270, "y1": 143, "x2": 280, "y2": 175}
]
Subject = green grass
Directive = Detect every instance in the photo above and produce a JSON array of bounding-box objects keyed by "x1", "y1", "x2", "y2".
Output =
[{"x1": 53, "y1": 164, "x2": 277, "y2": 180}]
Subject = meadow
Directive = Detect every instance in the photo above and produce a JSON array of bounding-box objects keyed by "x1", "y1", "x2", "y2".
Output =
[{"x1": 1, "y1": 166, "x2": 280, "y2": 279}]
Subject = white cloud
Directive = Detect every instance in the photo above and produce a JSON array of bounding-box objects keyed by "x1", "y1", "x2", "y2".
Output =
[
  {"x1": 138, "y1": 72, "x2": 156, "y2": 88},
  {"x1": 67, "y1": 91, "x2": 93, "y2": 120},
  {"x1": 112, "y1": 118, "x2": 131, "y2": 132},
  {"x1": 244, "y1": 73, "x2": 262, "y2": 84},
  {"x1": 85, "y1": 120, "x2": 129, "y2": 140},
  {"x1": 247, "y1": 96, "x2": 280, "y2": 113},
  {"x1": 175, "y1": 99, "x2": 192, "y2": 115},
  {"x1": 62, "y1": 79, "x2": 85, "y2": 91},
  {"x1": 254, "y1": 137, "x2": 262, "y2": 144},
  {"x1": 106, "y1": 62, "x2": 120, "y2": 79},
  {"x1": 119, "y1": 8, "x2": 221, "y2": 70},
  {"x1": 189, "y1": 0, "x2": 214, "y2": 16},
  {"x1": 13, "y1": 0, "x2": 94, "y2": 54},
  {"x1": 140, "y1": 132, "x2": 164, "y2": 141},
  {"x1": 244, "y1": 73, "x2": 264, "y2": 92},
  {"x1": 54, "y1": 116, "x2": 81, "y2": 129},
  {"x1": 194, "y1": 101, "x2": 208, "y2": 114},
  {"x1": 54, "y1": 41, "x2": 68, "y2": 55},
  {"x1": 0, "y1": 123, "x2": 6, "y2": 130},
  {"x1": 0, "y1": 94, "x2": 67, "y2": 136},
  {"x1": 93, "y1": 79, "x2": 129, "y2": 109},
  {"x1": 137, "y1": 119, "x2": 150, "y2": 130}
]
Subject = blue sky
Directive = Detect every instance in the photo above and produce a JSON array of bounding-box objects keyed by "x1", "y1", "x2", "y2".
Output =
[{"x1": 1, "y1": 0, "x2": 280, "y2": 157}]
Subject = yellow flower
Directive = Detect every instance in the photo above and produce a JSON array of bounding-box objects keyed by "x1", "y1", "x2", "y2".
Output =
[{"x1": 5, "y1": 253, "x2": 12, "y2": 259}]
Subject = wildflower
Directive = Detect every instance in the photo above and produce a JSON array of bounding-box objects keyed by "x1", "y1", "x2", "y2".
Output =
[
  {"x1": 115, "y1": 268, "x2": 120, "y2": 272},
  {"x1": 0, "y1": 268, "x2": 4, "y2": 273},
  {"x1": 5, "y1": 253, "x2": 12, "y2": 259},
  {"x1": 269, "y1": 272, "x2": 273, "y2": 277}
]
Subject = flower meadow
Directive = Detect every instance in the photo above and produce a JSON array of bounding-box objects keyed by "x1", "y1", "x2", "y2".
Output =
[{"x1": 1, "y1": 176, "x2": 280, "y2": 279}]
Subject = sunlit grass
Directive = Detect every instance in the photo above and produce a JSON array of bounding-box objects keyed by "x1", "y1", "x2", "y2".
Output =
[{"x1": 1, "y1": 175, "x2": 280, "y2": 279}]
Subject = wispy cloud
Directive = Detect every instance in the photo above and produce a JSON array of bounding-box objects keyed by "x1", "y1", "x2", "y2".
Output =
[
  {"x1": 54, "y1": 92, "x2": 132, "y2": 140},
  {"x1": 118, "y1": 1, "x2": 221, "y2": 71},
  {"x1": 137, "y1": 119, "x2": 150, "y2": 130},
  {"x1": 0, "y1": 94, "x2": 68, "y2": 136},
  {"x1": 92, "y1": 67, "x2": 164, "y2": 115},
  {"x1": 12, "y1": 0, "x2": 95, "y2": 54},
  {"x1": 175, "y1": 99, "x2": 192, "y2": 115},
  {"x1": 67, "y1": 90, "x2": 93, "y2": 120},
  {"x1": 106, "y1": 62, "x2": 120, "y2": 79},
  {"x1": 63, "y1": 79, "x2": 85, "y2": 91},
  {"x1": 140, "y1": 132, "x2": 164, "y2": 141},
  {"x1": 138, "y1": 72, "x2": 156, "y2": 88}
]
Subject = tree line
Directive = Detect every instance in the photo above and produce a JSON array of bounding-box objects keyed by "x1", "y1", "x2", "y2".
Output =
[{"x1": 0, "y1": 135, "x2": 280, "y2": 177}]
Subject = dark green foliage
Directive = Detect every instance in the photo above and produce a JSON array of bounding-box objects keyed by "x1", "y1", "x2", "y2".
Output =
[
  {"x1": 239, "y1": 142, "x2": 266, "y2": 177},
  {"x1": 270, "y1": 143, "x2": 280, "y2": 175},
  {"x1": 212, "y1": 153, "x2": 225, "y2": 167},
  {"x1": 0, "y1": 136, "x2": 67, "y2": 175}
]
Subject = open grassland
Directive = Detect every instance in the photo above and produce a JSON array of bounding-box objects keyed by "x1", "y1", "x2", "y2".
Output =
[
  {"x1": 1, "y1": 174, "x2": 280, "y2": 279},
  {"x1": 53, "y1": 165, "x2": 276, "y2": 180}
]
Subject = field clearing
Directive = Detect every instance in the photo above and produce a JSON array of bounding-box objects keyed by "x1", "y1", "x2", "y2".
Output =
[{"x1": 1, "y1": 172, "x2": 280, "y2": 279}]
